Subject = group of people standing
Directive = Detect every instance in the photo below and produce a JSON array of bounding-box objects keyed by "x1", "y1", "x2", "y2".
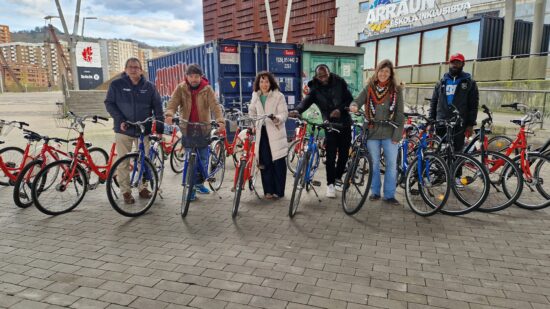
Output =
[{"x1": 105, "y1": 52, "x2": 478, "y2": 206}]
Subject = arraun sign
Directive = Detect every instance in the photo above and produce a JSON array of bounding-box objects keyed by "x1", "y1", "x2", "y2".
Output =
[{"x1": 364, "y1": 0, "x2": 471, "y2": 35}]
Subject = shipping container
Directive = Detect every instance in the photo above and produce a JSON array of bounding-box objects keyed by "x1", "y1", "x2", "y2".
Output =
[{"x1": 148, "y1": 39, "x2": 302, "y2": 111}]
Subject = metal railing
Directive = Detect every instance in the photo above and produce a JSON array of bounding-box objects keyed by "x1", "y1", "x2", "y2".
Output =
[
  {"x1": 404, "y1": 85, "x2": 550, "y2": 130},
  {"x1": 365, "y1": 53, "x2": 550, "y2": 84}
]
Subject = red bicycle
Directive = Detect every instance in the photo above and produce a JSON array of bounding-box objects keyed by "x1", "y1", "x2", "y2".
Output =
[
  {"x1": 31, "y1": 112, "x2": 116, "y2": 215},
  {"x1": 286, "y1": 118, "x2": 308, "y2": 174},
  {"x1": 499, "y1": 103, "x2": 550, "y2": 210}
]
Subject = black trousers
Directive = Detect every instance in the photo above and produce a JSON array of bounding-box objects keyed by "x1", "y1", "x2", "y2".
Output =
[
  {"x1": 325, "y1": 126, "x2": 352, "y2": 185},
  {"x1": 259, "y1": 127, "x2": 287, "y2": 197},
  {"x1": 437, "y1": 125, "x2": 465, "y2": 177}
]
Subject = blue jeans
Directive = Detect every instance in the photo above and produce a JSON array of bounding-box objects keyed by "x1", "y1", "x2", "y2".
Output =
[
  {"x1": 185, "y1": 147, "x2": 209, "y2": 186},
  {"x1": 366, "y1": 139, "x2": 398, "y2": 199}
]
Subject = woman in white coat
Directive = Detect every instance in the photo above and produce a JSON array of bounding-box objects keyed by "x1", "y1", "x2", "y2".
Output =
[{"x1": 249, "y1": 71, "x2": 288, "y2": 199}]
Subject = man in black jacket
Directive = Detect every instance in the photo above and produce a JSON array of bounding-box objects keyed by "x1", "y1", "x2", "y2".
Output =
[
  {"x1": 430, "y1": 53, "x2": 479, "y2": 153},
  {"x1": 105, "y1": 57, "x2": 164, "y2": 204},
  {"x1": 289, "y1": 65, "x2": 354, "y2": 198}
]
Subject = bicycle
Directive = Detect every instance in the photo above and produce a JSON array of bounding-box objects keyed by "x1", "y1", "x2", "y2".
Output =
[
  {"x1": 341, "y1": 113, "x2": 373, "y2": 215},
  {"x1": 179, "y1": 119, "x2": 225, "y2": 217},
  {"x1": 499, "y1": 103, "x2": 550, "y2": 210},
  {"x1": 106, "y1": 116, "x2": 161, "y2": 217},
  {"x1": 0, "y1": 120, "x2": 30, "y2": 186},
  {"x1": 31, "y1": 112, "x2": 116, "y2": 215},
  {"x1": 463, "y1": 105, "x2": 524, "y2": 212},
  {"x1": 430, "y1": 106, "x2": 491, "y2": 216},
  {"x1": 289, "y1": 118, "x2": 341, "y2": 218},
  {"x1": 231, "y1": 114, "x2": 271, "y2": 218}
]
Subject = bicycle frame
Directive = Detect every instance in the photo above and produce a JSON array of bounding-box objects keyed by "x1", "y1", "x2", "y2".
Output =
[
  {"x1": 233, "y1": 127, "x2": 257, "y2": 189},
  {"x1": 504, "y1": 126, "x2": 534, "y2": 180},
  {"x1": 0, "y1": 143, "x2": 33, "y2": 182},
  {"x1": 152, "y1": 122, "x2": 179, "y2": 154},
  {"x1": 64, "y1": 133, "x2": 116, "y2": 184},
  {"x1": 19, "y1": 140, "x2": 70, "y2": 183}
]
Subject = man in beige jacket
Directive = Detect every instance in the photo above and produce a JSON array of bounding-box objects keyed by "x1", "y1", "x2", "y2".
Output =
[{"x1": 165, "y1": 64, "x2": 225, "y2": 200}]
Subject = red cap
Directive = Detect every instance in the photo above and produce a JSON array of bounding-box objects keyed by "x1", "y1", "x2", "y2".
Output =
[{"x1": 449, "y1": 53, "x2": 465, "y2": 63}]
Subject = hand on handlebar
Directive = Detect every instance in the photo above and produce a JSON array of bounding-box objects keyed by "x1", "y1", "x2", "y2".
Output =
[{"x1": 120, "y1": 122, "x2": 129, "y2": 132}]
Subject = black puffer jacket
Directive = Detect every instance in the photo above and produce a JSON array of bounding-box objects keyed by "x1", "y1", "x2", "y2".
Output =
[
  {"x1": 295, "y1": 73, "x2": 354, "y2": 125},
  {"x1": 429, "y1": 71, "x2": 479, "y2": 127}
]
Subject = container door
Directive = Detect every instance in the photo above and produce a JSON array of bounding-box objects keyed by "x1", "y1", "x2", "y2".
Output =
[{"x1": 338, "y1": 58, "x2": 361, "y2": 97}]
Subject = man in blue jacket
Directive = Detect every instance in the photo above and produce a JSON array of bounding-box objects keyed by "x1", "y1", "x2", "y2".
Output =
[
  {"x1": 105, "y1": 57, "x2": 164, "y2": 204},
  {"x1": 430, "y1": 53, "x2": 479, "y2": 152}
]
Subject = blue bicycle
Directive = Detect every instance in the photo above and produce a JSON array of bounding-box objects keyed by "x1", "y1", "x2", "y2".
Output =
[
  {"x1": 404, "y1": 120, "x2": 451, "y2": 216},
  {"x1": 288, "y1": 117, "x2": 341, "y2": 218},
  {"x1": 106, "y1": 116, "x2": 161, "y2": 217},
  {"x1": 179, "y1": 119, "x2": 225, "y2": 217}
]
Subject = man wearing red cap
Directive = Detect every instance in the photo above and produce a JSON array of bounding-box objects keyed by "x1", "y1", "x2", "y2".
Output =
[{"x1": 429, "y1": 52, "x2": 479, "y2": 153}]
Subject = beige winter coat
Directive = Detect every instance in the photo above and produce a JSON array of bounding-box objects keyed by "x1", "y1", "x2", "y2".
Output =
[{"x1": 248, "y1": 90, "x2": 288, "y2": 161}]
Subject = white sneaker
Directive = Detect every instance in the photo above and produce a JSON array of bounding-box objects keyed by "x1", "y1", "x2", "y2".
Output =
[
  {"x1": 326, "y1": 184, "x2": 336, "y2": 198},
  {"x1": 335, "y1": 179, "x2": 343, "y2": 192}
]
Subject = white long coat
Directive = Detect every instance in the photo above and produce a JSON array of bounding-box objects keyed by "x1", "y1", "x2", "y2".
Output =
[{"x1": 248, "y1": 90, "x2": 288, "y2": 161}]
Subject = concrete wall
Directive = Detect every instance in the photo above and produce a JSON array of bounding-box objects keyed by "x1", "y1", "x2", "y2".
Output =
[{"x1": 64, "y1": 90, "x2": 109, "y2": 118}]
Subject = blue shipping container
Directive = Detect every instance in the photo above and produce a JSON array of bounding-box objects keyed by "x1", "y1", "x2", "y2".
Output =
[{"x1": 148, "y1": 39, "x2": 302, "y2": 112}]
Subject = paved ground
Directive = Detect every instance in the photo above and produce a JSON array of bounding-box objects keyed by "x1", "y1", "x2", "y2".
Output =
[{"x1": 1, "y1": 92, "x2": 550, "y2": 309}]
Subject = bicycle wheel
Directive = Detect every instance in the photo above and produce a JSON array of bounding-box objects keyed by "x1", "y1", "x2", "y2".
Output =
[
  {"x1": 32, "y1": 160, "x2": 88, "y2": 215},
  {"x1": 487, "y1": 135, "x2": 514, "y2": 153},
  {"x1": 0, "y1": 146, "x2": 24, "y2": 186},
  {"x1": 405, "y1": 153, "x2": 450, "y2": 216},
  {"x1": 440, "y1": 153, "x2": 490, "y2": 216},
  {"x1": 470, "y1": 151, "x2": 523, "y2": 212},
  {"x1": 106, "y1": 153, "x2": 158, "y2": 217},
  {"x1": 170, "y1": 137, "x2": 185, "y2": 174},
  {"x1": 87, "y1": 147, "x2": 108, "y2": 188},
  {"x1": 506, "y1": 153, "x2": 550, "y2": 210},
  {"x1": 342, "y1": 151, "x2": 372, "y2": 215},
  {"x1": 180, "y1": 154, "x2": 195, "y2": 217},
  {"x1": 232, "y1": 159, "x2": 246, "y2": 218},
  {"x1": 13, "y1": 159, "x2": 45, "y2": 208},
  {"x1": 289, "y1": 152, "x2": 309, "y2": 218},
  {"x1": 151, "y1": 143, "x2": 165, "y2": 189},
  {"x1": 287, "y1": 139, "x2": 307, "y2": 174},
  {"x1": 208, "y1": 140, "x2": 225, "y2": 191}
]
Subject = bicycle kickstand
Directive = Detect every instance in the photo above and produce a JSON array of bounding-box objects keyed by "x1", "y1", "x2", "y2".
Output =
[{"x1": 309, "y1": 182, "x2": 322, "y2": 203}]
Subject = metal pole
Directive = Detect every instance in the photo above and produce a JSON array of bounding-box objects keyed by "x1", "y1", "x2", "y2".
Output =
[
  {"x1": 0, "y1": 67, "x2": 4, "y2": 93},
  {"x1": 542, "y1": 92, "x2": 547, "y2": 129},
  {"x1": 81, "y1": 18, "x2": 86, "y2": 38},
  {"x1": 502, "y1": 0, "x2": 515, "y2": 57},
  {"x1": 238, "y1": 43, "x2": 243, "y2": 112},
  {"x1": 282, "y1": 0, "x2": 293, "y2": 43},
  {"x1": 530, "y1": 0, "x2": 546, "y2": 55},
  {"x1": 264, "y1": 0, "x2": 276, "y2": 42}
]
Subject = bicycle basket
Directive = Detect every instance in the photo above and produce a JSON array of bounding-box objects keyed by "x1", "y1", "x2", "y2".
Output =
[
  {"x1": 0, "y1": 122, "x2": 14, "y2": 137},
  {"x1": 53, "y1": 112, "x2": 73, "y2": 129},
  {"x1": 180, "y1": 123, "x2": 212, "y2": 148}
]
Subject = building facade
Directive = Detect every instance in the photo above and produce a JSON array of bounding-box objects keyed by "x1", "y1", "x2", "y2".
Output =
[
  {"x1": 99, "y1": 39, "x2": 139, "y2": 79},
  {"x1": 203, "y1": 0, "x2": 336, "y2": 44},
  {"x1": 0, "y1": 25, "x2": 10, "y2": 43},
  {"x1": 0, "y1": 41, "x2": 68, "y2": 87}
]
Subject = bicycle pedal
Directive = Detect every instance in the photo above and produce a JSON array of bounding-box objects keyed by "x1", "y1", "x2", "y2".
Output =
[
  {"x1": 311, "y1": 180, "x2": 321, "y2": 187},
  {"x1": 207, "y1": 177, "x2": 216, "y2": 183},
  {"x1": 88, "y1": 183, "x2": 99, "y2": 190}
]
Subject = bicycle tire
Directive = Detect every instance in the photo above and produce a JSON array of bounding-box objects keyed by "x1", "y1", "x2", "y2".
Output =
[
  {"x1": 106, "y1": 153, "x2": 158, "y2": 217},
  {"x1": 342, "y1": 151, "x2": 372, "y2": 215},
  {"x1": 180, "y1": 154, "x2": 196, "y2": 217},
  {"x1": 0, "y1": 146, "x2": 24, "y2": 186},
  {"x1": 208, "y1": 140, "x2": 225, "y2": 191},
  {"x1": 470, "y1": 151, "x2": 523, "y2": 212},
  {"x1": 13, "y1": 159, "x2": 45, "y2": 208},
  {"x1": 440, "y1": 153, "x2": 490, "y2": 216},
  {"x1": 405, "y1": 153, "x2": 450, "y2": 216},
  {"x1": 487, "y1": 135, "x2": 514, "y2": 154},
  {"x1": 286, "y1": 139, "x2": 303, "y2": 174},
  {"x1": 32, "y1": 160, "x2": 88, "y2": 216},
  {"x1": 506, "y1": 153, "x2": 550, "y2": 210},
  {"x1": 170, "y1": 137, "x2": 185, "y2": 174},
  {"x1": 87, "y1": 147, "x2": 108, "y2": 188},
  {"x1": 151, "y1": 143, "x2": 164, "y2": 189},
  {"x1": 232, "y1": 159, "x2": 246, "y2": 218},
  {"x1": 289, "y1": 152, "x2": 309, "y2": 218}
]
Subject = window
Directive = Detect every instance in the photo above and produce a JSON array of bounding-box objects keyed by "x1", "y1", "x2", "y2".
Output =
[
  {"x1": 377, "y1": 37, "x2": 397, "y2": 65},
  {"x1": 361, "y1": 41, "x2": 376, "y2": 70},
  {"x1": 421, "y1": 28, "x2": 448, "y2": 64},
  {"x1": 449, "y1": 22, "x2": 480, "y2": 60},
  {"x1": 398, "y1": 33, "x2": 420, "y2": 66}
]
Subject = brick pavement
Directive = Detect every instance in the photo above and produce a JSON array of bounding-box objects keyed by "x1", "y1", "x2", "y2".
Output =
[{"x1": 1, "y1": 92, "x2": 550, "y2": 308}]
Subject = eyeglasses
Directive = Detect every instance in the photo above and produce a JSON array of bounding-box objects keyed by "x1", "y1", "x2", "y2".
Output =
[{"x1": 126, "y1": 66, "x2": 142, "y2": 70}]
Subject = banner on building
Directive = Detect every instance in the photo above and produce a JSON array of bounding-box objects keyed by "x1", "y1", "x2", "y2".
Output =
[
  {"x1": 76, "y1": 42, "x2": 102, "y2": 68},
  {"x1": 77, "y1": 67, "x2": 103, "y2": 90}
]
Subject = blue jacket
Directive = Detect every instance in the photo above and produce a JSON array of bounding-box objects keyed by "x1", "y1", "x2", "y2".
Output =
[{"x1": 104, "y1": 73, "x2": 164, "y2": 137}]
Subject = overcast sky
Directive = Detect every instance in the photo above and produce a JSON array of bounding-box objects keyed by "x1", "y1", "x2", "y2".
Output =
[{"x1": 0, "y1": 0, "x2": 205, "y2": 47}]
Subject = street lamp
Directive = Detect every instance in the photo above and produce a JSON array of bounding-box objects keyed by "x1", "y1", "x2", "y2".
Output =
[
  {"x1": 44, "y1": 15, "x2": 60, "y2": 25},
  {"x1": 81, "y1": 17, "x2": 97, "y2": 38}
]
